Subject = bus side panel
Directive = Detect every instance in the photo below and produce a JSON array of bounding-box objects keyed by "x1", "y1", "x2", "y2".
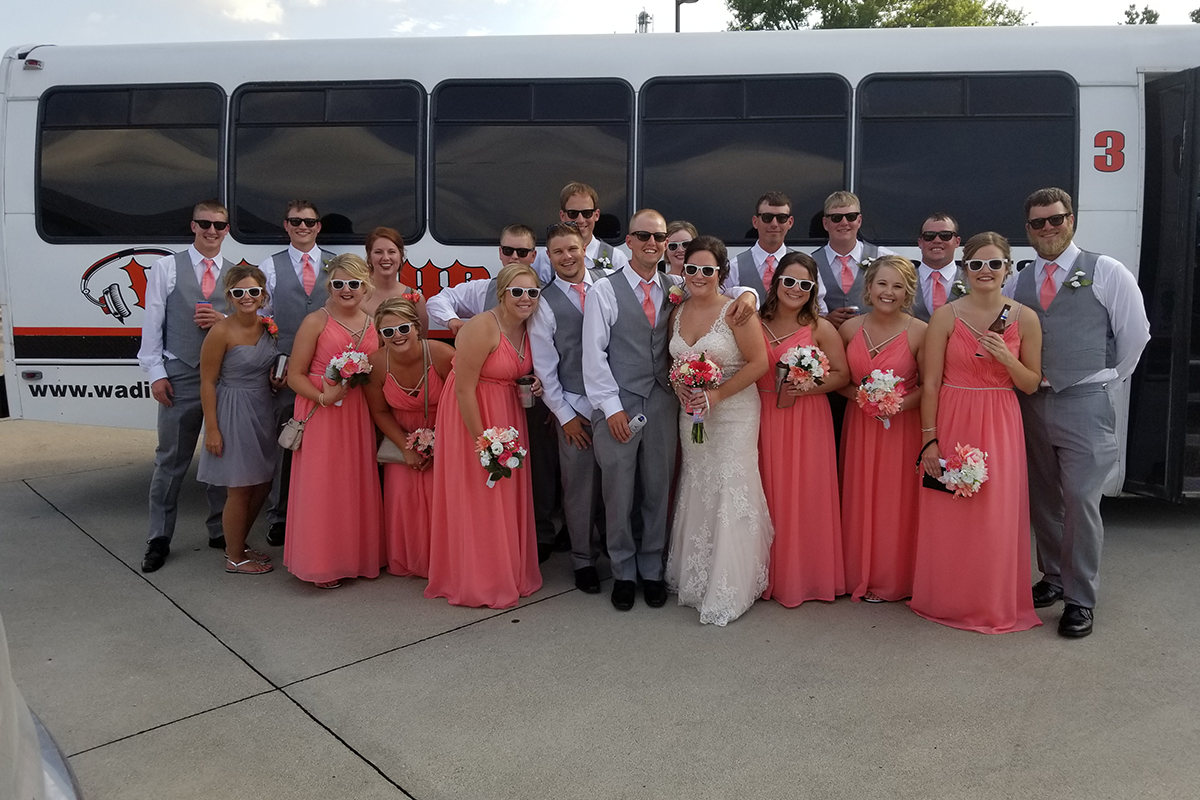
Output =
[
  {"x1": 16, "y1": 363, "x2": 155, "y2": 429},
  {"x1": 1077, "y1": 85, "x2": 1142, "y2": 272}
]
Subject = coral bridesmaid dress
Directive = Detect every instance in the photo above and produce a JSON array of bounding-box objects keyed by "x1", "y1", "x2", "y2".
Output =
[
  {"x1": 839, "y1": 325, "x2": 921, "y2": 601},
  {"x1": 426, "y1": 326, "x2": 542, "y2": 608},
  {"x1": 909, "y1": 312, "x2": 1042, "y2": 633},
  {"x1": 757, "y1": 324, "x2": 845, "y2": 606},
  {"x1": 284, "y1": 312, "x2": 384, "y2": 584}
]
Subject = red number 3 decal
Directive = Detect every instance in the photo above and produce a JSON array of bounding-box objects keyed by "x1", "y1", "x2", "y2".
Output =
[{"x1": 1094, "y1": 130, "x2": 1125, "y2": 172}]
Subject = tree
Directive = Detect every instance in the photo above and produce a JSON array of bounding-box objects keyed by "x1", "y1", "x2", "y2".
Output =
[
  {"x1": 727, "y1": 0, "x2": 1027, "y2": 30},
  {"x1": 1123, "y1": 4, "x2": 1160, "y2": 24},
  {"x1": 1190, "y1": 7, "x2": 1200, "y2": 23}
]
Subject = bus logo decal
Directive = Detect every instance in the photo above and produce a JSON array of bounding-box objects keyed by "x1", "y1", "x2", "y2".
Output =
[{"x1": 80, "y1": 248, "x2": 172, "y2": 324}]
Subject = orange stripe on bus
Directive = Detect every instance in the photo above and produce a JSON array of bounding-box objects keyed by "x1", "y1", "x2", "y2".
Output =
[{"x1": 13, "y1": 327, "x2": 141, "y2": 337}]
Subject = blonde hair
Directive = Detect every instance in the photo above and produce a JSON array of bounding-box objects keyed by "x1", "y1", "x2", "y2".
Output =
[
  {"x1": 823, "y1": 190, "x2": 860, "y2": 213},
  {"x1": 374, "y1": 297, "x2": 420, "y2": 331},
  {"x1": 862, "y1": 255, "x2": 918, "y2": 313},
  {"x1": 495, "y1": 262, "x2": 539, "y2": 299},
  {"x1": 325, "y1": 253, "x2": 374, "y2": 291}
]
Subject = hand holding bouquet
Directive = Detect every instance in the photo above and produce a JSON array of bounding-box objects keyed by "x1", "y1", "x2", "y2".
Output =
[
  {"x1": 325, "y1": 348, "x2": 372, "y2": 406},
  {"x1": 476, "y1": 426, "x2": 527, "y2": 488},
  {"x1": 669, "y1": 351, "x2": 723, "y2": 444},
  {"x1": 406, "y1": 427, "x2": 435, "y2": 458},
  {"x1": 775, "y1": 344, "x2": 830, "y2": 408},
  {"x1": 938, "y1": 443, "x2": 989, "y2": 498},
  {"x1": 855, "y1": 368, "x2": 906, "y2": 429}
]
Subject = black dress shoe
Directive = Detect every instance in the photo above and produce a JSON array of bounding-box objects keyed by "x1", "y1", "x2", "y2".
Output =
[
  {"x1": 141, "y1": 539, "x2": 170, "y2": 573},
  {"x1": 1058, "y1": 604, "x2": 1094, "y2": 638},
  {"x1": 1032, "y1": 580, "x2": 1064, "y2": 608},
  {"x1": 537, "y1": 542, "x2": 554, "y2": 563},
  {"x1": 574, "y1": 566, "x2": 601, "y2": 594},
  {"x1": 611, "y1": 580, "x2": 636, "y2": 611},
  {"x1": 208, "y1": 535, "x2": 226, "y2": 549},
  {"x1": 643, "y1": 579, "x2": 668, "y2": 608},
  {"x1": 266, "y1": 522, "x2": 286, "y2": 547},
  {"x1": 554, "y1": 528, "x2": 571, "y2": 552}
]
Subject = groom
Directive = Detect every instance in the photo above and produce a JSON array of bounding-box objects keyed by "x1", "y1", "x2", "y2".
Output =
[{"x1": 582, "y1": 209, "x2": 756, "y2": 611}]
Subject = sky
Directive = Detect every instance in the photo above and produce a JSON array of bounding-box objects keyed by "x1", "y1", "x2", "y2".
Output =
[{"x1": 4, "y1": 0, "x2": 1200, "y2": 47}]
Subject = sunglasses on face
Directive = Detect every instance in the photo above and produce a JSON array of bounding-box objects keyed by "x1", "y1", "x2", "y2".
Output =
[
  {"x1": 756, "y1": 212, "x2": 792, "y2": 224},
  {"x1": 563, "y1": 208, "x2": 597, "y2": 220},
  {"x1": 500, "y1": 246, "x2": 534, "y2": 258},
  {"x1": 286, "y1": 216, "x2": 319, "y2": 228},
  {"x1": 506, "y1": 287, "x2": 541, "y2": 299},
  {"x1": 666, "y1": 240, "x2": 692, "y2": 252},
  {"x1": 193, "y1": 219, "x2": 229, "y2": 230},
  {"x1": 1027, "y1": 213, "x2": 1071, "y2": 230},
  {"x1": 778, "y1": 276, "x2": 816, "y2": 291},
  {"x1": 824, "y1": 212, "x2": 860, "y2": 223},
  {"x1": 330, "y1": 279, "x2": 364, "y2": 290},
  {"x1": 380, "y1": 323, "x2": 416, "y2": 338},
  {"x1": 964, "y1": 259, "x2": 1009, "y2": 272},
  {"x1": 921, "y1": 230, "x2": 958, "y2": 242},
  {"x1": 683, "y1": 264, "x2": 719, "y2": 278},
  {"x1": 630, "y1": 230, "x2": 668, "y2": 243},
  {"x1": 229, "y1": 287, "x2": 264, "y2": 299}
]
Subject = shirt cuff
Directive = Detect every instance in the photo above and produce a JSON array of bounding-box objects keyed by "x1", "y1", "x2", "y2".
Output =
[
  {"x1": 600, "y1": 397, "x2": 625, "y2": 419},
  {"x1": 146, "y1": 364, "x2": 169, "y2": 383}
]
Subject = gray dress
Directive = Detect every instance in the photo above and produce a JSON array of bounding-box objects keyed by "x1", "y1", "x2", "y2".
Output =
[{"x1": 198, "y1": 332, "x2": 280, "y2": 488}]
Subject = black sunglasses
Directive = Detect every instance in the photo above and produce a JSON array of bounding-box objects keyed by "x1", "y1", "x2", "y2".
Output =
[
  {"x1": 964, "y1": 259, "x2": 1009, "y2": 272},
  {"x1": 193, "y1": 219, "x2": 229, "y2": 230},
  {"x1": 229, "y1": 287, "x2": 264, "y2": 299},
  {"x1": 330, "y1": 279, "x2": 364, "y2": 290},
  {"x1": 501, "y1": 246, "x2": 534, "y2": 258},
  {"x1": 666, "y1": 240, "x2": 692, "y2": 251},
  {"x1": 630, "y1": 231, "x2": 668, "y2": 243},
  {"x1": 824, "y1": 212, "x2": 860, "y2": 223},
  {"x1": 1027, "y1": 213, "x2": 1071, "y2": 230},
  {"x1": 683, "y1": 264, "x2": 719, "y2": 278},
  {"x1": 563, "y1": 208, "x2": 597, "y2": 220},
  {"x1": 921, "y1": 231, "x2": 958, "y2": 242},
  {"x1": 778, "y1": 276, "x2": 816, "y2": 291},
  {"x1": 380, "y1": 323, "x2": 416, "y2": 337},
  {"x1": 756, "y1": 212, "x2": 792, "y2": 224},
  {"x1": 506, "y1": 287, "x2": 541, "y2": 299},
  {"x1": 285, "y1": 216, "x2": 319, "y2": 228}
]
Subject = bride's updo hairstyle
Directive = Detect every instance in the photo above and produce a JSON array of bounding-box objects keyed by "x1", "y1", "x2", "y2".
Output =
[
  {"x1": 682, "y1": 236, "x2": 730, "y2": 285},
  {"x1": 761, "y1": 252, "x2": 820, "y2": 328}
]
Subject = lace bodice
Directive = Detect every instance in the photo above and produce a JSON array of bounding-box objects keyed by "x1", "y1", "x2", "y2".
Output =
[{"x1": 669, "y1": 299, "x2": 746, "y2": 382}]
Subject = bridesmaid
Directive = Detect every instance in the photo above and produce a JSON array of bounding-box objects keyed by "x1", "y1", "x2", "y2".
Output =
[
  {"x1": 361, "y1": 226, "x2": 429, "y2": 330},
  {"x1": 284, "y1": 254, "x2": 384, "y2": 589},
  {"x1": 364, "y1": 298, "x2": 453, "y2": 578},
  {"x1": 837, "y1": 256, "x2": 927, "y2": 602},
  {"x1": 911, "y1": 232, "x2": 1043, "y2": 633},
  {"x1": 198, "y1": 265, "x2": 285, "y2": 575},
  {"x1": 660, "y1": 220, "x2": 697, "y2": 275},
  {"x1": 756, "y1": 252, "x2": 850, "y2": 606},
  {"x1": 426, "y1": 263, "x2": 544, "y2": 608}
]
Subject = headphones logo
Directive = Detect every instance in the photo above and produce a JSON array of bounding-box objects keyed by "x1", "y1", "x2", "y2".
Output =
[{"x1": 80, "y1": 248, "x2": 171, "y2": 323}]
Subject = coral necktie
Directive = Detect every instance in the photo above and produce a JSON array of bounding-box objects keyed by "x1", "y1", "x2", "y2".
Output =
[
  {"x1": 200, "y1": 258, "x2": 216, "y2": 299},
  {"x1": 837, "y1": 254, "x2": 854, "y2": 295},
  {"x1": 301, "y1": 253, "x2": 316, "y2": 296},
  {"x1": 1040, "y1": 262, "x2": 1059, "y2": 310},
  {"x1": 640, "y1": 280, "x2": 657, "y2": 327},
  {"x1": 571, "y1": 282, "x2": 586, "y2": 313},
  {"x1": 762, "y1": 254, "x2": 777, "y2": 288},
  {"x1": 932, "y1": 273, "x2": 947, "y2": 311}
]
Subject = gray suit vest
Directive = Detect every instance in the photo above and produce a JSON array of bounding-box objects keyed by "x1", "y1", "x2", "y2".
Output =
[
  {"x1": 599, "y1": 269, "x2": 673, "y2": 399},
  {"x1": 734, "y1": 249, "x2": 794, "y2": 303},
  {"x1": 164, "y1": 251, "x2": 230, "y2": 369},
  {"x1": 812, "y1": 243, "x2": 879, "y2": 312},
  {"x1": 1012, "y1": 250, "x2": 1115, "y2": 391},
  {"x1": 539, "y1": 270, "x2": 606, "y2": 396},
  {"x1": 271, "y1": 249, "x2": 330, "y2": 355},
  {"x1": 912, "y1": 264, "x2": 967, "y2": 323},
  {"x1": 482, "y1": 278, "x2": 500, "y2": 312}
]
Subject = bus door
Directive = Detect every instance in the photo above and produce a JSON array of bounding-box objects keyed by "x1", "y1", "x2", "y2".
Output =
[{"x1": 1126, "y1": 68, "x2": 1200, "y2": 501}]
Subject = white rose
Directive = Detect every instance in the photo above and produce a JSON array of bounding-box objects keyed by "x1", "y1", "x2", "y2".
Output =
[
  {"x1": 505, "y1": 457, "x2": 520, "y2": 469},
  {"x1": 490, "y1": 441, "x2": 504, "y2": 455}
]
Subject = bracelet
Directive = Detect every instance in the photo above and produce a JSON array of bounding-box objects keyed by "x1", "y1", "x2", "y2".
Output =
[
  {"x1": 921, "y1": 427, "x2": 937, "y2": 432},
  {"x1": 318, "y1": 392, "x2": 326, "y2": 407},
  {"x1": 915, "y1": 438, "x2": 939, "y2": 465}
]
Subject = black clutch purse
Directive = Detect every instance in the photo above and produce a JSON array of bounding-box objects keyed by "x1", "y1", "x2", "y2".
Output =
[{"x1": 921, "y1": 473, "x2": 955, "y2": 494}]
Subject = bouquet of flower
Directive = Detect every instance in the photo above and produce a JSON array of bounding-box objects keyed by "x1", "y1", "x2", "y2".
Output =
[
  {"x1": 261, "y1": 316, "x2": 279, "y2": 340},
  {"x1": 476, "y1": 426, "x2": 527, "y2": 488},
  {"x1": 774, "y1": 344, "x2": 830, "y2": 408},
  {"x1": 938, "y1": 443, "x2": 989, "y2": 498},
  {"x1": 324, "y1": 348, "x2": 372, "y2": 406},
  {"x1": 406, "y1": 427, "x2": 435, "y2": 458},
  {"x1": 855, "y1": 369, "x2": 906, "y2": 429},
  {"x1": 669, "y1": 351, "x2": 723, "y2": 444}
]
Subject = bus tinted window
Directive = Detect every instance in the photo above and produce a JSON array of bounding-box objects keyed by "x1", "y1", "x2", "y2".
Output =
[
  {"x1": 431, "y1": 80, "x2": 634, "y2": 244},
  {"x1": 639, "y1": 76, "x2": 850, "y2": 245},
  {"x1": 857, "y1": 73, "x2": 1077, "y2": 243},
  {"x1": 38, "y1": 85, "x2": 223, "y2": 241},
  {"x1": 232, "y1": 82, "x2": 425, "y2": 243}
]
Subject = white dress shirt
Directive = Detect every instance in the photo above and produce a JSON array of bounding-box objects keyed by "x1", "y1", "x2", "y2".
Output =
[
  {"x1": 137, "y1": 245, "x2": 224, "y2": 383},
  {"x1": 425, "y1": 278, "x2": 494, "y2": 329},
  {"x1": 529, "y1": 271, "x2": 601, "y2": 425},
  {"x1": 735, "y1": 241, "x2": 789, "y2": 288},
  {"x1": 918, "y1": 261, "x2": 960, "y2": 312},
  {"x1": 258, "y1": 244, "x2": 327, "y2": 314},
  {"x1": 532, "y1": 238, "x2": 630, "y2": 286},
  {"x1": 817, "y1": 241, "x2": 896, "y2": 314}
]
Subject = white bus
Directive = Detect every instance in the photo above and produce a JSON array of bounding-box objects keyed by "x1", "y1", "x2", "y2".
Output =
[{"x1": 1, "y1": 26, "x2": 1197, "y2": 500}]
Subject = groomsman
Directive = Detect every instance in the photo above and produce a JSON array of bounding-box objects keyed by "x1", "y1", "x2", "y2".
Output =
[
  {"x1": 532, "y1": 182, "x2": 630, "y2": 285},
  {"x1": 1012, "y1": 187, "x2": 1150, "y2": 638},
  {"x1": 529, "y1": 223, "x2": 609, "y2": 593},
  {"x1": 137, "y1": 200, "x2": 232, "y2": 572},
  {"x1": 812, "y1": 191, "x2": 893, "y2": 328},
  {"x1": 425, "y1": 224, "x2": 564, "y2": 560},
  {"x1": 912, "y1": 213, "x2": 964, "y2": 323},
  {"x1": 730, "y1": 191, "x2": 794, "y2": 302},
  {"x1": 258, "y1": 200, "x2": 332, "y2": 546}
]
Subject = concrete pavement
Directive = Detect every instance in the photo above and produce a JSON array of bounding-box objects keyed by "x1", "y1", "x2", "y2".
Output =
[{"x1": 1, "y1": 418, "x2": 1198, "y2": 799}]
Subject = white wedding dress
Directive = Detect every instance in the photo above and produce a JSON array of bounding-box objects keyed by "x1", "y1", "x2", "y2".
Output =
[{"x1": 665, "y1": 299, "x2": 774, "y2": 626}]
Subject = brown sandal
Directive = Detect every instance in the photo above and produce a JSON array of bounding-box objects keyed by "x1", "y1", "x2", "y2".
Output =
[{"x1": 226, "y1": 558, "x2": 273, "y2": 575}]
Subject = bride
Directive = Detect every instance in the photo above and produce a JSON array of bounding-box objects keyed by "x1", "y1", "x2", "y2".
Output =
[{"x1": 665, "y1": 236, "x2": 773, "y2": 626}]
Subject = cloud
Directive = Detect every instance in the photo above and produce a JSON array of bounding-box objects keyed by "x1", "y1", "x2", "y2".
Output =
[{"x1": 209, "y1": 0, "x2": 284, "y2": 24}]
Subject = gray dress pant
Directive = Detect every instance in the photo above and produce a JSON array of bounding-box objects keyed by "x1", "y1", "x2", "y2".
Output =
[
  {"x1": 591, "y1": 386, "x2": 678, "y2": 582},
  {"x1": 555, "y1": 416, "x2": 605, "y2": 570},
  {"x1": 147, "y1": 360, "x2": 226, "y2": 544},
  {"x1": 1020, "y1": 384, "x2": 1118, "y2": 609}
]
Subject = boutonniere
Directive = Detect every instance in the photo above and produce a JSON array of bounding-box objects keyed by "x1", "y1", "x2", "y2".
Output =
[
  {"x1": 858, "y1": 257, "x2": 875, "y2": 270},
  {"x1": 261, "y1": 315, "x2": 279, "y2": 339},
  {"x1": 594, "y1": 255, "x2": 613, "y2": 270},
  {"x1": 668, "y1": 284, "x2": 685, "y2": 305},
  {"x1": 952, "y1": 280, "x2": 970, "y2": 296},
  {"x1": 1066, "y1": 270, "x2": 1093, "y2": 289},
  {"x1": 400, "y1": 291, "x2": 422, "y2": 303}
]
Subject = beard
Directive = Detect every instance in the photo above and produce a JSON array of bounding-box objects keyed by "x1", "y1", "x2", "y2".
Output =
[{"x1": 1028, "y1": 225, "x2": 1074, "y2": 259}]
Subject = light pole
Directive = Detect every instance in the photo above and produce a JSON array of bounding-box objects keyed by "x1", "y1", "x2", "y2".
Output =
[{"x1": 676, "y1": 0, "x2": 699, "y2": 32}]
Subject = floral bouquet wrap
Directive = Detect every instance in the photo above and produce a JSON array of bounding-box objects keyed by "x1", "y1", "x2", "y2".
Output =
[
  {"x1": 775, "y1": 344, "x2": 830, "y2": 408},
  {"x1": 938, "y1": 443, "x2": 989, "y2": 498},
  {"x1": 669, "y1": 351, "x2": 723, "y2": 444},
  {"x1": 406, "y1": 427, "x2": 435, "y2": 458},
  {"x1": 855, "y1": 368, "x2": 906, "y2": 429},
  {"x1": 476, "y1": 426, "x2": 527, "y2": 488},
  {"x1": 323, "y1": 348, "x2": 371, "y2": 406}
]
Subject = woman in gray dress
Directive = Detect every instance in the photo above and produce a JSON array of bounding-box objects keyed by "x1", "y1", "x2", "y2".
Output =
[{"x1": 199, "y1": 265, "x2": 286, "y2": 575}]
